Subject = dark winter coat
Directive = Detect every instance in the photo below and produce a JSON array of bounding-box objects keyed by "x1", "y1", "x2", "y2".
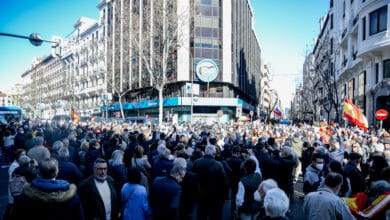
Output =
[
  {"x1": 151, "y1": 175, "x2": 182, "y2": 220},
  {"x1": 13, "y1": 178, "x2": 84, "y2": 220},
  {"x1": 192, "y1": 155, "x2": 229, "y2": 201}
]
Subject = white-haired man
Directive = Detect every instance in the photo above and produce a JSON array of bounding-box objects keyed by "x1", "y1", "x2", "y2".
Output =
[{"x1": 263, "y1": 188, "x2": 290, "y2": 219}]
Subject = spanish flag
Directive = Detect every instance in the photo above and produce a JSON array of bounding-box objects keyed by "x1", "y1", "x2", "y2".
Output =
[
  {"x1": 343, "y1": 98, "x2": 368, "y2": 131},
  {"x1": 71, "y1": 108, "x2": 81, "y2": 123}
]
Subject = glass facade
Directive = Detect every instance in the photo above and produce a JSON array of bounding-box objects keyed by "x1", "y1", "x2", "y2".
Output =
[{"x1": 193, "y1": 0, "x2": 222, "y2": 82}]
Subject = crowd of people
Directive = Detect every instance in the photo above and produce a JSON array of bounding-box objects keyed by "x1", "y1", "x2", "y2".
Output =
[{"x1": 0, "y1": 118, "x2": 390, "y2": 220}]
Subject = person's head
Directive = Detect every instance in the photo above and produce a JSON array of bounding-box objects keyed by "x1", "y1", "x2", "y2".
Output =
[
  {"x1": 93, "y1": 158, "x2": 108, "y2": 182},
  {"x1": 33, "y1": 136, "x2": 44, "y2": 147},
  {"x1": 170, "y1": 165, "x2": 186, "y2": 183},
  {"x1": 324, "y1": 172, "x2": 343, "y2": 193},
  {"x1": 52, "y1": 140, "x2": 64, "y2": 154},
  {"x1": 62, "y1": 138, "x2": 69, "y2": 147},
  {"x1": 13, "y1": 148, "x2": 26, "y2": 162},
  {"x1": 111, "y1": 149, "x2": 124, "y2": 165},
  {"x1": 38, "y1": 158, "x2": 59, "y2": 180},
  {"x1": 280, "y1": 146, "x2": 293, "y2": 158},
  {"x1": 205, "y1": 144, "x2": 216, "y2": 157},
  {"x1": 127, "y1": 167, "x2": 142, "y2": 184},
  {"x1": 243, "y1": 158, "x2": 256, "y2": 175},
  {"x1": 18, "y1": 155, "x2": 31, "y2": 167},
  {"x1": 89, "y1": 139, "x2": 99, "y2": 149},
  {"x1": 263, "y1": 188, "x2": 289, "y2": 218},
  {"x1": 80, "y1": 141, "x2": 89, "y2": 152},
  {"x1": 311, "y1": 153, "x2": 324, "y2": 171},
  {"x1": 133, "y1": 146, "x2": 144, "y2": 158},
  {"x1": 256, "y1": 178, "x2": 278, "y2": 201},
  {"x1": 328, "y1": 160, "x2": 343, "y2": 174},
  {"x1": 349, "y1": 152, "x2": 362, "y2": 164},
  {"x1": 173, "y1": 157, "x2": 187, "y2": 169},
  {"x1": 157, "y1": 145, "x2": 170, "y2": 158},
  {"x1": 58, "y1": 146, "x2": 70, "y2": 161}
]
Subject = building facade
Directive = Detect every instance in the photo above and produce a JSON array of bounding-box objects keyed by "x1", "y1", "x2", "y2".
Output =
[
  {"x1": 101, "y1": 0, "x2": 262, "y2": 123},
  {"x1": 21, "y1": 0, "x2": 265, "y2": 123},
  {"x1": 300, "y1": 0, "x2": 389, "y2": 128}
]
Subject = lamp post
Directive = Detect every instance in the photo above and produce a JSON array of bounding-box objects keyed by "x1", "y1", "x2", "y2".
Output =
[
  {"x1": 0, "y1": 32, "x2": 59, "y2": 47},
  {"x1": 190, "y1": 52, "x2": 194, "y2": 124}
]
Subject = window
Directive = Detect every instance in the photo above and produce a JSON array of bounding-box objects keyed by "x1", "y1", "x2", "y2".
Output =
[
  {"x1": 330, "y1": 0, "x2": 333, "y2": 8},
  {"x1": 358, "y1": 72, "x2": 365, "y2": 96},
  {"x1": 343, "y1": 1, "x2": 346, "y2": 18},
  {"x1": 384, "y1": 59, "x2": 390, "y2": 79},
  {"x1": 330, "y1": 14, "x2": 333, "y2": 29},
  {"x1": 348, "y1": 79, "x2": 355, "y2": 99},
  {"x1": 375, "y1": 63, "x2": 379, "y2": 83},
  {"x1": 362, "y1": 17, "x2": 366, "y2": 40},
  {"x1": 369, "y1": 6, "x2": 388, "y2": 35}
]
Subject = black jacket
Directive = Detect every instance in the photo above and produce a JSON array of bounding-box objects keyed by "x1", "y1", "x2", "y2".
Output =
[
  {"x1": 13, "y1": 178, "x2": 84, "y2": 220},
  {"x1": 78, "y1": 175, "x2": 121, "y2": 220},
  {"x1": 192, "y1": 155, "x2": 229, "y2": 200}
]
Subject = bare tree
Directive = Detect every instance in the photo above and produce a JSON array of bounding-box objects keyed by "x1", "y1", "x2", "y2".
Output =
[
  {"x1": 313, "y1": 39, "x2": 341, "y2": 123},
  {"x1": 106, "y1": 0, "x2": 188, "y2": 124}
]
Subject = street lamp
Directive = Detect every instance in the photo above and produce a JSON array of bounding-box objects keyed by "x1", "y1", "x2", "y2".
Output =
[{"x1": 0, "y1": 32, "x2": 59, "y2": 47}]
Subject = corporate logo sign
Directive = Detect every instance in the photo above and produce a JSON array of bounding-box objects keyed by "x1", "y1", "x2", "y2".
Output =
[{"x1": 195, "y1": 59, "x2": 219, "y2": 82}]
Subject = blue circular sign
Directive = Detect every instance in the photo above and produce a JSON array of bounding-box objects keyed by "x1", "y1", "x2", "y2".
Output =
[{"x1": 195, "y1": 59, "x2": 219, "y2": 82}]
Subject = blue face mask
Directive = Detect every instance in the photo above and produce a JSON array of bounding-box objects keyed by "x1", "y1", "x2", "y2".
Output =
[{"x1": 315, "y1": 163, "x2": 324, "y2": 170}]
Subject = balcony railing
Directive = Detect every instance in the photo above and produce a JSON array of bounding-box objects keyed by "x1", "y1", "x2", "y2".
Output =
[
  {"x1": 341, "y1": 28, "x2": 347, "y2": 39},
  {"x1": 343, "y1": 59, "x2": 348, "y2": 67},
  {"x1": 353, "y1": 51, "x2": 358, "y2": 60},
  {"x1": 353, "y1": 15, "x2": 359, "y2": 27}
]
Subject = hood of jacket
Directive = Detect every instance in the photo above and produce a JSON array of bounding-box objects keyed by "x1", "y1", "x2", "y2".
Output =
[{"x1": 23, "y1": 178, "x2": 76, "y2": 203}]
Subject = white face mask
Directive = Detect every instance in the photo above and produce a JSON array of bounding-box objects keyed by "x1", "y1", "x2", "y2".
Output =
[
  {"x1": 254, "y1": 191, "x2": 262, "y2": 202},
  {"x1": 315, "y1": 163, "x2": 324, "y2": 170}
]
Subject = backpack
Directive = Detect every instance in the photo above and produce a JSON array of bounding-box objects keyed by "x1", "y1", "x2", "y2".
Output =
[{"x1": 9, "y1": 173, "x2": 27, "y2": 197}]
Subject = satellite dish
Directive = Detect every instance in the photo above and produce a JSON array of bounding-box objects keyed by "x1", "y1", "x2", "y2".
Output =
[{"x1": 29, "y1": 33, "x2": 43, "y2": 46}]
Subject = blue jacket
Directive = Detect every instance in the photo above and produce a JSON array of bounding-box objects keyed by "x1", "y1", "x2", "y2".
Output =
[
  {"x1": 122, "y1": 183, "x2": 152, "y2": 220},
  {"x1": 151, "y1": 175, "x2": 182, "y2": 220}
]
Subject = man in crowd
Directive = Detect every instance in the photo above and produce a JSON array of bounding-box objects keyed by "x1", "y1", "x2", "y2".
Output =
[
  {"x1": 13, "y1": 158, "x2": 84, "y2": 219},
  {"x1": 192, "y1": 144, "x2": 229, "y2": 220},
  {"x1": 303, "y1": 172, "x2": 356, "y2": 220},
  {"x1": 150, "y1": 165, "x2": 186, "y2": 220},
  {"x1": 78, "y1": 158, "x2": 121, "y2": 220}
]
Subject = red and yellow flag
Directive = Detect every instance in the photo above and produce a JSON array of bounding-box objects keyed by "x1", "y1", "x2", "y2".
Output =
[
  {"x1": 71, "y1": 108, "x2": 81, "y2": 123},
  {"x1": 343, "y1": 98, "x2": 368, "y2": 131}
]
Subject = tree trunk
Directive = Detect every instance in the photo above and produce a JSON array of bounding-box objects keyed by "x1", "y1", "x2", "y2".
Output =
[
  {"x1": 119, "y1": 95, "x2": 125, "y2": 119},
  {"x1": 158, "y1": 87, "x2": 163, "y2": 125}
]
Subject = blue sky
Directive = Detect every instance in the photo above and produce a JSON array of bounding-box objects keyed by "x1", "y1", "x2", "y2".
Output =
[
  {"x1": 0, "y1": 0, "x2": 329, "y2": 108},
  {"x1": 251, "y1": 0, "x2": 329, "y2": 108}
]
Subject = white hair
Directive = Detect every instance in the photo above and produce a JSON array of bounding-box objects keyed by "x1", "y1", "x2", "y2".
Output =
[
  {"x1": 260, "y1": 179, "x2": 278, "y2": 193},
  {"x1": 110, "y1": 149, "x2": 124, "y2": 165},
  {"x1": 58, "y1": 146, "x2": 70, "y2": 161},
  {"x1": 52, "y1": 141, "x2": 64, "y2": 153},
  {"x1": 264, "y1": 188, "x2": 289, "y2": 218},
  {"x1": 157, "y1": 145, "x2": 170, "y2": 157},
  {"x1": 173, "y1": 157, "x2": 187, "y2": 169},
  {"x1": 205, "y1": 145, "x2": 216, "y2": 156}
]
